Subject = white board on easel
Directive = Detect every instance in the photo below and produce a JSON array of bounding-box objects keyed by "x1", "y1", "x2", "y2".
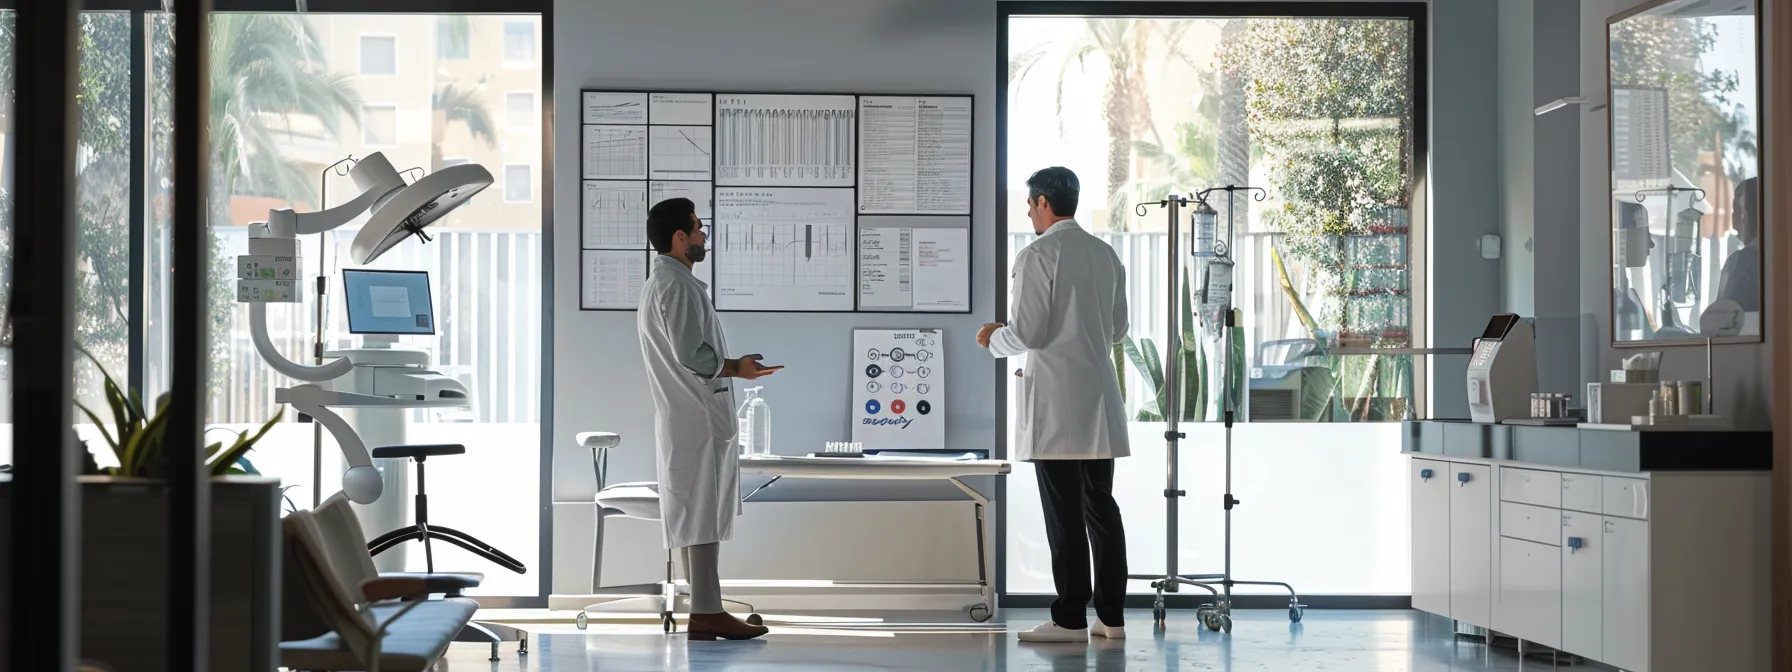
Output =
[{"x1": 851, "y1": 328, "x2": 944, "y2": 450}]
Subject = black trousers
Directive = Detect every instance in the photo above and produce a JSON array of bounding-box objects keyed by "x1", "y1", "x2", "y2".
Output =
[{"x1": 1034, "y1": 458, "x2": 1128, "y2": 629}]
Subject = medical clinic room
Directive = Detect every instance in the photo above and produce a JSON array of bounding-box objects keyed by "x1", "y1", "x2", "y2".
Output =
[{"x1": 3, "y1": 0, "x2": 1792, "y2": 670}]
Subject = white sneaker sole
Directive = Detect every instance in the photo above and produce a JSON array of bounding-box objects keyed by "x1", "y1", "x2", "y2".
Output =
[{"x1": 1093, "y1": 628, "x2": 1125, "y2": 640}]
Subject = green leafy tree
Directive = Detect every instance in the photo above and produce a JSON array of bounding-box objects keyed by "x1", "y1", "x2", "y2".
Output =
[
  {"x1": 1609, "y1": 15, "x2": 1742, "y2": 182},
  {"x1": 1009, "y1": 19, "x2": 1198, "y2": 231},
  {"x1": 432, "y1": 78, "x2": 497, "y2": 171}
]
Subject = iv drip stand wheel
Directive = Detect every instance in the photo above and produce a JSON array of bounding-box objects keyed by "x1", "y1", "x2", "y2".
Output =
[{"x1": 1125, "y1": 187, "x2": 1306, "y2": 632}]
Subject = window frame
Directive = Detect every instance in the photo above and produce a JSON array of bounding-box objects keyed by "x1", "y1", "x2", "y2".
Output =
[
  {"x1": 504, "y1": 90, "x2": 536, "y2": 129},
  {"x1": 358, "y1": 103, "x2": 401, "y2": 148},
  {"x1": 356, "y1": 33, "x2": 399, "y2": 78},
  {"x1": 502, "y1": 19, "x2": 536, "y2": 66},
  {"x1": 993, "y1": 0, "x2": 1430, "y2": 600},
  {"x1": 0, "y1": 0, "x2": 558, "y2": 608}
]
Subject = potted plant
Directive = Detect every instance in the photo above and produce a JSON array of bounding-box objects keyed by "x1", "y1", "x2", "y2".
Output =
[{"x1": 0, "y1": 350, "x2": 288, "y2": 671}]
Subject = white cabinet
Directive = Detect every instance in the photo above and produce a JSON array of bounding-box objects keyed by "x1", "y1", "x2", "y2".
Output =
[
  {"x1": 1447, "y1": 463, "x2": 1492, "y2": 628},
  {"x1": 1560, "y1": 511, "x2": 1602, "y2": 661},
  {"x1": 1497, "y1": 536, "x2": 1561, "y2": 647},
  {"x1": 1410, "y1": 459, "x2": 1450, "y2": 616},
  {"x1": 1603, "y1": 516, "x2": 1651, "y2": 672}
]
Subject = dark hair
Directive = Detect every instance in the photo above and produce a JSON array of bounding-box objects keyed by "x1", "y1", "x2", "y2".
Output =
[
  {"x1": 1026, "y1": 167, "x2": 1080, "y2": 217},
  {"x1": 1734, "y1": 177, "x2": 1758, "y2": 217},
  {"x1": 647, "y1": 198, "x2": 698, "y2": 253}
]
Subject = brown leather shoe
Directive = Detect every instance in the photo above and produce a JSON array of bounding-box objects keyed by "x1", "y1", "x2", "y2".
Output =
[{"x1": 687, "y1": 612, "x2": 769, "y2": 641}]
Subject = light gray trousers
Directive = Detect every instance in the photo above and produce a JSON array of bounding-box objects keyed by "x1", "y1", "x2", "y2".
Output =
[{"x1": 679, "y1": 542, "x2": 723, "y2": 614}]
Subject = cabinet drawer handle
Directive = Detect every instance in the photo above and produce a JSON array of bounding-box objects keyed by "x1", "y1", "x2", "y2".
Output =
[
  {"x1": 1420, "y1": 469, "x2": 1434, "y2": 481},
  {"x1": 1456, "y1": 472, "x2": 1473, "y2": 486},
  {"x1": 1567, "y1": 536, "x2": 1584, "y2": 553}
]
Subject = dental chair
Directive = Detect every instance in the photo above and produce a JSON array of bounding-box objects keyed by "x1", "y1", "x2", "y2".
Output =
[{"x1": 573, "y1": 431, "x2": 760, "y2": 632}]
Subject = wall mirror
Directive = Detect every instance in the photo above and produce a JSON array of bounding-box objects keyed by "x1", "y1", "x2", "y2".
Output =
[{"x1": 1608, "y1": 0, "x2": 1761, "y2": 346}]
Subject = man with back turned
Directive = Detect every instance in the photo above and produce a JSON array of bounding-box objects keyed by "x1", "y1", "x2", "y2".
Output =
[{"x1": 979, "y1": 167, "x2": 1132, "y2": 643}]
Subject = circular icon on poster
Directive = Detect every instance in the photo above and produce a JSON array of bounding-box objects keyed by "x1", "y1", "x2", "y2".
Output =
[
  {"x1": 890, "y1": 382, "x2": 907, "y2": 394},
  {"x1": 890, "y1": 366, "x2": 906, "y2": 379},
  {"x1": 915, "y1": 350, "x2": 933, "y2": 362},
  {"x1": 917, "y1": 384, "x2": 931, "y2": 395},
  {"x1": 865, "y1": 399, "x2": 881, "y2": 414},
  {"x1": 865, "y1": 364, "x2": 883, "y2": 378},
  {"x1": 916, "y1": 366, "x2": 932, "y2": 378},
  {"x1": 917, "y1": 400, "x2": 932, "y2": 415},
  {"x1": 866, "y1": 348, "x2": 882, "y2": 362},
  {"x1": 891, "y1": 399, "x2": 907, "y2": 414},
  {"x1": 865, "y1": 381, "x2": 881, "y2": 393}
]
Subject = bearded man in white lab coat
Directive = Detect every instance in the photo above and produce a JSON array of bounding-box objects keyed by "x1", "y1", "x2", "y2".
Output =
[
  {"x1": 979, "y1": 167, "x2": 1132, "y2": 643},
  {"x1": 638, "y1": 197, "x2": 781, "y2": 641}
]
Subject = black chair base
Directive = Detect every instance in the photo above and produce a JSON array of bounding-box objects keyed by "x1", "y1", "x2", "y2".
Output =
[{"x1": 367, "y1": 444, "x2": 528, "y2": 575}]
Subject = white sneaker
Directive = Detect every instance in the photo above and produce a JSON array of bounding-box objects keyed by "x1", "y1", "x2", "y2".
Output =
[
  {"x1": 1017, "y1": 621, "x2": 1089, "y2": 643},
  {"x1": 1092, "y1": 622, "x2": 1125, "y2": 640}
]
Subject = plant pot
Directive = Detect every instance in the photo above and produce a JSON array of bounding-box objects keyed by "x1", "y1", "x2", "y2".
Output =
[{"x1": 0, "y1": 476, "x2": 283, "y2": 672}]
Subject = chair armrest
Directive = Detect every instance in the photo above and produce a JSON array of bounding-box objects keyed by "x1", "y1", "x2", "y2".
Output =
[{"x1": 361, "y1": 573, "x2": 481, "y2": 602}]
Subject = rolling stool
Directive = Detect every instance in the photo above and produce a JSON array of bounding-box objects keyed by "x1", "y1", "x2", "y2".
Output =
[
  {"x1": 366, "y1": 443, "x2": 527, "y2": 574},
  {"x1": 572, "y1": 432, "x2": 761, "y2": 632},
  {"x1": 366, "y1": 443, "x2": 531, "y2": 661}
]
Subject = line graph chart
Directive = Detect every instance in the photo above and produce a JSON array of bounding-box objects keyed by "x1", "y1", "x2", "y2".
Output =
[
  {"x1": 650, "y1": 126, "x2": 713, "y2": 180},
  {"x1": 583, "y1": 91, "x2": 647, "y2": 124},
  {"x1": 583, "y1": 125, "x2": 647, "y2": 180},
  {"x1": 713, "y1": 187, "x2": 855, "y2": 311},
  {"x1": 582, "y1": 180, "x2": 649, "y2": 248}
]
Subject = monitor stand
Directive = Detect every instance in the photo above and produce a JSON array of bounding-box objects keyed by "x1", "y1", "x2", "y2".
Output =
[{"x1": 359, "y1": 333, "x2": 402, "y2": 349}]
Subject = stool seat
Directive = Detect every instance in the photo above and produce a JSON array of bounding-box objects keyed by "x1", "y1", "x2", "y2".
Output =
[
  {"x1": 372, "y1": 444, "x2": 467, "y2": 459},
  {"x1": 577, "y1": 432, "x2": 621, "y2": 450}
]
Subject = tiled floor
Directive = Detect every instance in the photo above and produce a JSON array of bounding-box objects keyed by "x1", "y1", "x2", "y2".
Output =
[{"x1": 438, "y1": 609, "x2": 1600, "y2": 671}]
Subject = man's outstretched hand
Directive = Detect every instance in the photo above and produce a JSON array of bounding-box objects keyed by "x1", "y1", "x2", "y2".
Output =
[
  {"x1": 725, "y1": 354, "x2": 784, "y2": 380},
  {"x1": 977, "y1": 323, "x2": 1002, "y2": 348}
]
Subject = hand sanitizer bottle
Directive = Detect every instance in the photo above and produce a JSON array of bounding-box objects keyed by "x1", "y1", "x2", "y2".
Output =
[{"x1": 737, "y1": 386, "x2": 772, "y2": 456}]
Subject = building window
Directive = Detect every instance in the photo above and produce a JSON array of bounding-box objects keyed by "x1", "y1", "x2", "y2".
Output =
[
  {"x1": 506, "y1": 92, "x2": 534, "y2": 128},
  {"x1": 437, "y1": 18, "x2": 469, "y2": 60},
  {"x1": 503, "y1": 21, "x2": 534, "y2": 62},
  {"x1": 504, "y1": 164, "x2": 532, "y2": 202},
  {"x1": 358, "y1": 35, "x2": 397, "y2": 76},
  {"x1": 361, "y1": 104, "x2": 397, "y2": 146}
]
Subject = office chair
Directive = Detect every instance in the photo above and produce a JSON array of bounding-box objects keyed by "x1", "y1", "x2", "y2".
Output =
[
  {"x1": 573, "y1": 432, "x2": 759, "y2": 632},
  {"x1": 365, "y1": 444, "x2": 527, "y2": 575}
]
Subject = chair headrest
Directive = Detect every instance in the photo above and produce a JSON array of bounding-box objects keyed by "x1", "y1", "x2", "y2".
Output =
[{"x1": 577, "y1": 432, "x2": 622, "y2": 449}]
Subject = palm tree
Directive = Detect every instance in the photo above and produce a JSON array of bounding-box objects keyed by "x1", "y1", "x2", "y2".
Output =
[
  {"x1": 432, "y1": 78, "x2": 497, "y2": 171},
  {"x1": 207, "y1": 13, "x2": 363, "y2": 207},
  {"x1": 1009, "y1": 18, "x2": 1198, "y2": 231}
]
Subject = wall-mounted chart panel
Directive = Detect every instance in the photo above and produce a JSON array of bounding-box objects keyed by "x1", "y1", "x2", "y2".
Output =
[
  {"x1": 715, "y1": 94, "x2": 857, "y2": 187},
  {"x1": 583, "y1": 91, "x2": 647, "y2": 124},
  {"x1": 582, "y1": 125, "x2": 648, "y2": 180},
  {"x1": 857, "y1": 96, "x2": 972, "y2": 215},
  {"x1": 713, "y1": 187, "x2": 856, "y2": 312},
  {"x1": 649, "y1": 92, "x2": 713, "y2": 126},
  {"x1": 650, "y1": 126, "x2": 714, "y2": 181},
  {"x1": 582, "y1": 249, "x2": 649, "y2": 310},
  {"x1": 582, "y1": 180, "x2": 649, "y2": 249},
  {"x1": 857, "y1": 216, "x2": 971, "y2": 312}
]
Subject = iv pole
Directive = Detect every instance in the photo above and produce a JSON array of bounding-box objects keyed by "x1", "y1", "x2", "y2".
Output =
[
  {"x1": 310, "y1": 156, "x2": 356, "y2": 508},
  {"x1": 1128, "y1": 186, "x2": 1306, "y2": 633}
]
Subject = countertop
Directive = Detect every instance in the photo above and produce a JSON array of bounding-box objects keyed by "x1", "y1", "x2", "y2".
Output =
[{"x1": 1401, "y1": 419, "x2": 1771, "y2": 472}]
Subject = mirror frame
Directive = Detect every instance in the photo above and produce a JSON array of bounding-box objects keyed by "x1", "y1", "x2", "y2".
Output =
[{"x1": 1606, "y1": 0, "x2": 1765, "y2": 348}]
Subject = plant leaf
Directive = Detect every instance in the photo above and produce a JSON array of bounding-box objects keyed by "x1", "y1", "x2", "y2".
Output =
[
  {"x1": 1122, "y1": 337, "x2": 1162, "y2": 417},
  {"x1": 74, "y1": 402, "x2": 118, "y2": 452},
  {"x1": 211, "y1": 408, "x2": 284, "y2": 476}
]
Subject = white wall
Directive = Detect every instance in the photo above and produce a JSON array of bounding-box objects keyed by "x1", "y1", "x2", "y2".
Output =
[
  {"x1": 550, "y1": 0, "x2": 1000, "y2": 593},
  {"x1": 1576, "y1": 0, "x2": 1773, "y2": 427}
]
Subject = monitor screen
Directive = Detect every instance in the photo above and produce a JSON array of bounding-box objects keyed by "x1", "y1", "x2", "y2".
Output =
[{"x1": 343, "y1": 269, "x2": 435, "y2": 335}]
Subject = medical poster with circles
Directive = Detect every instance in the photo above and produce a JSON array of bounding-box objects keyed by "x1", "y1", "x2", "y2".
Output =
[
  {"x1": 851, "y1": 328, "x2": 945, "y2": 450},
  {"x1": 577, "y1": 88, "x2": 973, "y2": 313}
]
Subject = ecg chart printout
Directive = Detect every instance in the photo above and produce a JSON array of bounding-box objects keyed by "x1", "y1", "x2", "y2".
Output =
[
  {"x1": 649, "y1": 180, "x2": 713, "y2": 220},
  {"x1": 715, "y1": 94, "x2": 856, "y2": 187},
  {"x1": 581, "y1": 249, "x2": 649, "y2": 310},
  {"x1": 857, "y1": 216, "x2": 971, "y2": 311},
  {"x1": 582, "y1": 180, "x2": 649, "y2": 249},
  {"x1": 857, "y1": 96, "x2": 973, "y2": 215},
  {"x1": 583, "y1": 125, "x2": 648, "y2": 180},
  {"x1": 649, "y1": 126, "x2": 714, "y2": 181},
  {"x1": 649, "y1": 92, "x2": 713, "y2": 125},
  {"x1": 712, "y1": 187, "x2": 855, "y2": 311},
  {"x1": 583, "y1": 91, "x2": 647, "y2": 124}
]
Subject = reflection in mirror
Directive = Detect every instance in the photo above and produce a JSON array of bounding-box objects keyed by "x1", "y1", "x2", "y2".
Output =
[{"x1": 1608, "y1": 0, "x2": 1760, "y2": 345}]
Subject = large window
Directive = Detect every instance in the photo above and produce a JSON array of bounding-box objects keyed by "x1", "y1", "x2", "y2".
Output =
[{"x1": 1001, "y1": 5, "x2": 1423, "y2": 597}]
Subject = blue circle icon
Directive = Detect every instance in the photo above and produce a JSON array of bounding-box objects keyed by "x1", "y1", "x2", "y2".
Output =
[{"x1": 865, "y1": 399, "x2": 881, "y2": 414}]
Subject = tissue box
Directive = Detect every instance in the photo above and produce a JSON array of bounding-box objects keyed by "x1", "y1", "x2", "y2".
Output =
[
  {"x1": 1587, "y1": 382, "x2": 1657, "y2": 424},
  {"x1": 237, "y1": 255, "x2": 298, "y2": 280},
  {"x1": 236, "y1": 279, "x2": 299, "y2": 303}
]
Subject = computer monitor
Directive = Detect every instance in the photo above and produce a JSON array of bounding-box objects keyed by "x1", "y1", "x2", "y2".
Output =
[{"x1": 343, "y1": 269, "x2": 436, "y2": 335}]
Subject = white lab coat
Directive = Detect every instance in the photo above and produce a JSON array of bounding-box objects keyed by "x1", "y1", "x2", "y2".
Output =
[
  {"x1": 991, "y1": 219, "x2": 1131, "y2": 461},
  {"x1": 637, "y1": 255, "x2": 739, "y2": 549}
]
